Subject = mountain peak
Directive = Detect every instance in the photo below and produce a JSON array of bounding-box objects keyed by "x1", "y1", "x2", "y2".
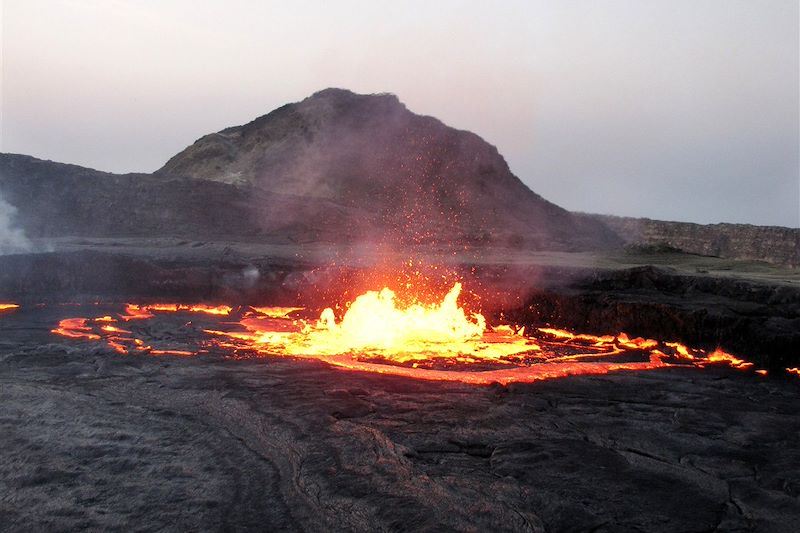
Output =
[
  {"x1": 155, "y1": 89, "x2": 620, "y2": 249},
  {"x1": 307, "y1": 87, "x2": 402, "y2": 107}
]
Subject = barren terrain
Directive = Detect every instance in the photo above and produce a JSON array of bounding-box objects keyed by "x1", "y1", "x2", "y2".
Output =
[
  {"x1": 1, "y1": 240, "x2": 799, "y2": 531},
  {"x1": 2, "y1": 301, "x2": 799, "y2": 532}
]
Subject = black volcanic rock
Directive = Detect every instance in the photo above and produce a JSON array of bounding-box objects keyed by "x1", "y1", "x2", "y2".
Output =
[
  {"x1": 3, "y1": 310, "x2": 800, "y2": 532},
  {"x1": 158, "y1": 88, "x2": 621, "y2": 249}
]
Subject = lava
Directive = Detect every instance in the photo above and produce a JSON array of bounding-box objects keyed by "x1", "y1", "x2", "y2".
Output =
[
  {"x1": 52, "y1": 318, "x2": 101, "y2": 340},
  {"x1": 704, "y1": 348, "x2": 754, "y2": 369},
  {"x1": 249, "y1": 307, "x2": 304, "y2": 318},
  {"x1": 121, "y1": 303, "x2": 232, "y2": 319},
  {"x1": 45, "y1": 281, "x2": 785, "y2": 384},
  {"x1": 0, "y1": 303, "x2": 19, "y2": 312},
  {"x1": 239, "y1": 283, "x2": 535, "y2": 362},
  {"x1": 53, "y1": 304, "x2": 229, "y2": 355}
]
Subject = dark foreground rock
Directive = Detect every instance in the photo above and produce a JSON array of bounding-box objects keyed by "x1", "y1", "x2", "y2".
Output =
[{"x1": 1, "y1": 305, "x2": 799, "y2": 532}]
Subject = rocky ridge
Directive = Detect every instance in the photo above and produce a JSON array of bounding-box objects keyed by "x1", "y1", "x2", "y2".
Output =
[
  {"x1": 589, "y1": 214, "x2": 800, "y2": 267},
  {"x1": 158, "y1": 88, "x2": 621, "y2": 249},
  {"x1": 0, "y1": 89, "x2": 621, "y2": 251}
]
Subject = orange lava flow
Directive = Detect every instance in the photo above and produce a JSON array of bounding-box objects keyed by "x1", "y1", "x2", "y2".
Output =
[
  {"x1": 0, "y1": 303, "x2": 19, "y2": 312},
  {"x1": 703, "y1": 349, "x2": 754, "y2": 370},
  {"x1": 120, "y1": 303, "x2": 232, "y2": 320},
  {"x1": 52, "y1": 318, "x2": 101, "y2": 340},
  {"x1": 249, "y1": 306, "x2": 304, "y2": 318},
  {"x1": 45, "y1": 282, "x2": 787, "y2": 384},
  {"x1": 148, "y1": 303, "x2": 232, "y2": 315},
  {"x1": 52, "y1": 303, "x2": 233, "y2": 355}
]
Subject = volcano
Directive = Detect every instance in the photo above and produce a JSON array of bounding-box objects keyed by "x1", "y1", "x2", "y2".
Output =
[
  {"x1": 0, "y1": 89, "x2": 620, "y2": 250},
  {"x1": 0, "y1": 89, "x2": 797, "y2": 365}
]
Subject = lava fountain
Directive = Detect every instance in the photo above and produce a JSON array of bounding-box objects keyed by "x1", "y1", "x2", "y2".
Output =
[
  {"x1": 41, "y1": 280, "x2": 783, "y2": 385},
  {"x1": 214, "y1": 283, "x2": 533, "y2": 362}
]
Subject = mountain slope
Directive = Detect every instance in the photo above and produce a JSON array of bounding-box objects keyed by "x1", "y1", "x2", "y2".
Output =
[
  {"x1": 0, "y1": 153, "x2": 261, "y2": 238},
  {"x1": 2, "y1": 89, "x2": 620, "y2": 250},
  {"x1": 159, "y1": 88, "x2": 620, "y2": 249}
]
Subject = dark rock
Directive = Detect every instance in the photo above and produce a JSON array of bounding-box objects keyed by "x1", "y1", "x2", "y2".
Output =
[
  {"x1": 0, "y1": 153, "x2": 263, "y2": 239},
  {"x1": 2, "y1": 312, "x2": 799, "y2": 532},
  {"x1": 509, "y1": 266, "x2": 800, "y2": 368}
]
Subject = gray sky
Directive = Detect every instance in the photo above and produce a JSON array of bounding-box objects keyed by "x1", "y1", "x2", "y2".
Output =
[{"x1": 1, "y1": 0, "x2": 798, "y2": 227}]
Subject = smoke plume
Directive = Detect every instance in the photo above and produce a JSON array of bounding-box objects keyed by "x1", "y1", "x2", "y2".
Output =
[{"x1": 0, "y1": 193, "x2": 31, "y2": 254}]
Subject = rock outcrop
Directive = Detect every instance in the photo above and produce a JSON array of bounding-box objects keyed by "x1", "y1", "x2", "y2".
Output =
[{"x1": 590, "y1": 214, "x2": 800, "y2": 267}]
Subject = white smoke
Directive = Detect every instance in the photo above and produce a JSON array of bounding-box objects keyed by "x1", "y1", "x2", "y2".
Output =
[{"x1": 0, "y1": 193, "x2": 31, "y2": 254}]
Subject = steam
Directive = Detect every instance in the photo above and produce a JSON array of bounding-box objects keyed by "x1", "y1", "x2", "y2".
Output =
[{"x1": 0, "y1": 193, "x2": 32, "y2": 255}]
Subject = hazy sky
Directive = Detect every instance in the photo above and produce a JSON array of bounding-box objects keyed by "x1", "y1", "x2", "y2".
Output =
[{"x1": 1, "y1": 0, "x2": 798, "y2": 227}]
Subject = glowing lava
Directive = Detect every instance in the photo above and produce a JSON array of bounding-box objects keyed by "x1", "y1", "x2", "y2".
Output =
[
  {"x1": 52, "y1": 318, "x2": 101, "y2": 340},
  {"x1": 52, "y1": 308, "x2": 220, "y2": 355},
  {"x1": 120, "y1": 303, "x2": 232, "y2": 320},
  {"x1": 232, "y1": 283, "x2": 534, "y2": 362},
  {"x1": 0, "y1": 303, "x2": 19, "y2": 312},
  {"x1": 46, "y1": 282, "x2": 787, "y2": 384}
]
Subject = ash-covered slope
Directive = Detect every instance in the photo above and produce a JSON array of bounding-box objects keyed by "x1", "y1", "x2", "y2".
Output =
[{"x1": 159, "y1": 88, "x2": 620, "y2": 250}]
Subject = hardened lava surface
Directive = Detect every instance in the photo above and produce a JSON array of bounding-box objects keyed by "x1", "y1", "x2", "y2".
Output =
[{"x1": 1, "y1": 304, "x2": 800, "y2": 532}]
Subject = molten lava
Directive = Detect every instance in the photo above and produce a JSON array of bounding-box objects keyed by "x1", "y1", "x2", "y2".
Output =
[
  {"x1": 0, "y1": 303, "x2": 19, "y2": 312},
  {"x1": 232, "y1": 283, "x2": 533, "y2": 362},
  {"x1": 45, "y1": 281, "x2": 788, "y2": 384},
  {"x1": 120, "y1": 303, "x2": 232, "y2": 320},
  {"x1": 52, "y1": 318, "x2": 101, "y2": 340}
]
